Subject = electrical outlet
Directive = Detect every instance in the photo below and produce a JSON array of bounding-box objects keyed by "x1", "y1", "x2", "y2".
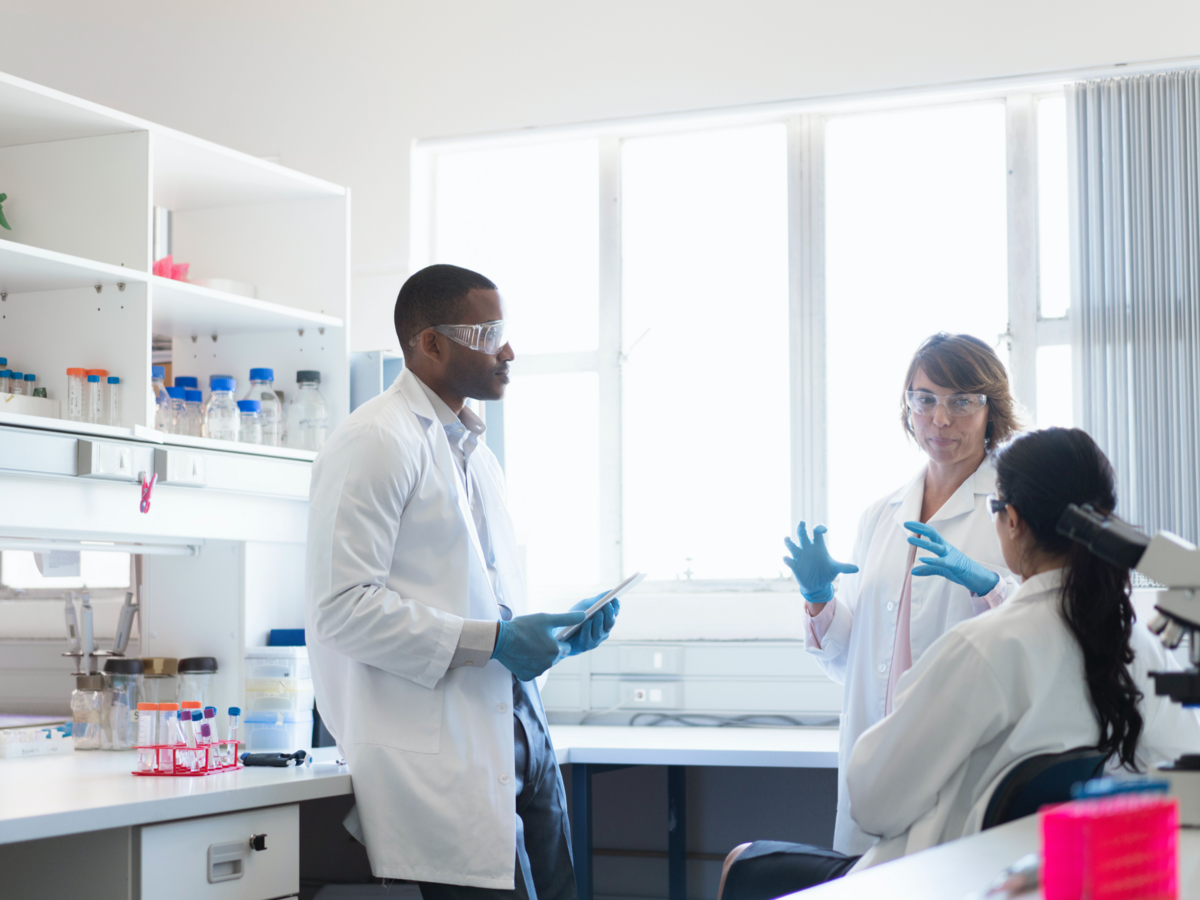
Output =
[{"x1": 620, "y1": 681, "x2": 681, "y2": 708}]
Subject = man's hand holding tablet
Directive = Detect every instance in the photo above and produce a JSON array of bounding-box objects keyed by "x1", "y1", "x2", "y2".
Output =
[{"x1": 558, "y1": 572, "x2": 645, "y2": 643}]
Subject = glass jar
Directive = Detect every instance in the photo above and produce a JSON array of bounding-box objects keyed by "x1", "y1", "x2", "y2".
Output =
[
  {"x1": 101, "y1": 658, "x2": 143, "y2": 750},
  {"x1": 184, "y1": 390, "x2": 205, "y2": 436},
  {"x1": 237, "y1": 400, "x2": 262, "y2": 444},
  {"x1": 207, "y1": 378, "x2": 240, "y2": 442},
  {"x1": 286, "y1": 370, "x2": 328, "y2": 451},
  {"x1": 245, "y1": 368, "x2": 282, "y2": 447},
  {"x1": 140, "y1": 656, "x2": 178, "y2": 704},
  {"x1": 71, "y1": 674, "x2": 105, "y2": 750},
  {"x1": 202, "y1": 375, "x2": 234, "y2": 436},
  {"x1": 151, "y1": 365, "x2": 170, "y2": 431},
  {"x1": 178, "y1": 657, "x2": 218, "y2": 709},
  {"x1": 165, "y1": 386, "x2": 187, "y2": 434},
  {"x1": 66, "y1": 368, "x2": 86, "y2": 421}
]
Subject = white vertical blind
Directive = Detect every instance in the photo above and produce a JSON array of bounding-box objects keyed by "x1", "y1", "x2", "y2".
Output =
[{"x1": 1071, "y1": 71, "x2": 1200, "y2": 541}]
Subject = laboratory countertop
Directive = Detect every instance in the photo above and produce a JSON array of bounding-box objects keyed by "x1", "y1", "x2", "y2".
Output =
[
  {"x1": 0, "y1": 726, "x2": 839, "y2": 845},
  {"x1": 0, "y1": 746, "x2": 351, "y2": 846},
  {"x1": 547, "y1": 725, "x2": 840, "y2": 768}
]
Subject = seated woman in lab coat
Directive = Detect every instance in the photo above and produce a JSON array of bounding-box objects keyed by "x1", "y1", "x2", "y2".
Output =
[{"x1": 720, "y1": 427, "x2": 1200, "y2": 900}]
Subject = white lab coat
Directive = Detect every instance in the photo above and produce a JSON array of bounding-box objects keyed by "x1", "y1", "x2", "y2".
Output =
[
  {"x1": 806, "y1": 460, "x2": 1016, "y2": 854},
  {"x1": 847, "y1": 568, "x2": 1200, "y2": 869},
  {"x1": 305, "y1": 368, "x2": 531, "y2": 887}
]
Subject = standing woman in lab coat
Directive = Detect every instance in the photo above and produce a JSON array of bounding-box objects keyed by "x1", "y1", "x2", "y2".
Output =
[{"x1": 786, "y1": 333, "x2": 1022, "y2": 855}]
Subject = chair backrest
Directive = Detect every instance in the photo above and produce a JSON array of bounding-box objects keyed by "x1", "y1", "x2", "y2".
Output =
[{"x1": 981, "y1": 747, "x2": 1108, "y2": 830}]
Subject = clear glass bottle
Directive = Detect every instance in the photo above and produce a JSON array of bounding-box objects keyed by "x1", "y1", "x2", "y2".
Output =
[
  {"x1": 0, "y1": 369, "x2": 10, "y2": 395},
  {"x1": 184, "y1": 389, "x2": 204, "y2": 437},
  {"x1": 207, "y1": 378, "x2": 240, "y2": 442},
  {"x1": 287, "y1": 370, "x2": 328, "y2": 451},
  {"x1": 9, "y1": 371, "x2": 23, "y2": 395},
  {"x1": 151, "y1": 366, "x2": 170, "y2": 431},
  {"x1": 237, "y1": 399, "x2": 263, "y2": 444},
  {"x1": 101, "y1": 658, "x2": 143, "y2": 751},
  {"x1": 165, "y1": 387, "x2": 187, "y2": 434},
  {"x1": 202, "y1": 374, "x2": 234, "y2": 436},
  {"x1": 67, "y1": 368, "x2": 85, "y2": 421},
  {"x1": 22, "y1": 373, "x2": 36, "y2": 395},
  {"x1": 71, "y1": 674, "x2": 105, "y2": 750},
  {"x1": 107, "y1": 376, "x2": 121, "y2": 427},
  {"x1": 245, "y1": 368, "x2": 282, "y2": 447},
  {"x1": 86, "y1": 374, "x2": 103, "y2": 424}
]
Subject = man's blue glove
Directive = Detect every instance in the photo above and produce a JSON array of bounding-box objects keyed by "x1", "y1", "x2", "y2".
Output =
[
  {"x1": 566, "y1": 593, "x2": 620, "y2": 656},
  {"x1": 905, "y1": 521, "x2": 999, "y2": 596},
  {"x1": 491, "y1": 611, "x2": 587, "y2": 682},
  {"x1": 783, "y1": 522, "x2": 859, "y2": 603}
]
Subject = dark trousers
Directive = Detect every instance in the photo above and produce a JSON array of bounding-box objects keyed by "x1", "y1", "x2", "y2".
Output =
[
  {"x1": 722, "y1": 841, "x2": 860, "y2": 900},
  {"x1": 419, "y1": 677, "x2": 576, "y2": 900}
]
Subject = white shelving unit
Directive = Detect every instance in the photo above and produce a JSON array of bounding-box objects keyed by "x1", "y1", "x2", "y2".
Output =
[{"x1": 0, "y1": 68, "x2": 350, "y2": 445}]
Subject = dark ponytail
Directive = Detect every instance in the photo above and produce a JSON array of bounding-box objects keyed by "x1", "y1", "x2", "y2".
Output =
[{"x1": 993, "y1": 428, "x2": 1143, "y2": 769}]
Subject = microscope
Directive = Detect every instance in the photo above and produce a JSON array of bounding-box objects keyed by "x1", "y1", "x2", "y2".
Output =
[{"x1": 1057, "y1": 504, "x2": 1200, "y2": 823}]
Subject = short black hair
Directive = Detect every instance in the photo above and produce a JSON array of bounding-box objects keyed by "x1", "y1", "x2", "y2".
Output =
[{"x1": 394, "y1": 264, "x2": 496, "y2": 354}]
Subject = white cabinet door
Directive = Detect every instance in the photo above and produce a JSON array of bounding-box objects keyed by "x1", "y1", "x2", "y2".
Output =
[{"x1": 140, "y1": 804, "x2": 298, "y2": 900}]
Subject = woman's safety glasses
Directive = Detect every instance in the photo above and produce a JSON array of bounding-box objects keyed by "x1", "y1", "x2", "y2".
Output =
[
  {"x1": 409, "y1": 320, "x2": 508, "y2": 355},
  {"x1": 986, "y1": 494, "x2": 1008, "y2": 520},
  {"x1": 905, "y1": 390, "x2": 988, "y2": 418}
]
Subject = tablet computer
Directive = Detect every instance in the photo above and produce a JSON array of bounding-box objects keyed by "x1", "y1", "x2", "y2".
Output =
[{"x1": 557, "y1": 572, "x2": 646, "y2": 640}]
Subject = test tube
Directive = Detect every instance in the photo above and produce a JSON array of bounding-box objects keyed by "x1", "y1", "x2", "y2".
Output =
[
  {"x1": 158, "y1": 703, "x2": 179, "y2": 771},
  {"x1": 66, "y1": 369, "x2": 85, "y2": 421},
  {"x1": 185, "y1": 710, "x2": 200, "y2": 771},
  {"x1": 227, "y1": 706, "x2": 241, "y2": 765},
  {"x1": 86, "y1": 375, "x2": 102, "y2": 424},
  {"x1": 0, "y1": 369, "x2": 10, "y2": 394},
  {"x1": 107, "y1": 377, "x2": 121, "y2": 427},
  {"x1": 136, "y1": 702, "x2": 158, "y2": 772},
  {"x1": 22, "y1": 373, "x2": 36, "y2": 395},
  {"x1": 10, "y1": 372, "x2": 23, "y2": 395}
]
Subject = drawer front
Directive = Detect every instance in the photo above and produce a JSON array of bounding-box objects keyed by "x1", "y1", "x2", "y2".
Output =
[{"x1": 140, "y1": 804, "x2": 298, "y2": 900}]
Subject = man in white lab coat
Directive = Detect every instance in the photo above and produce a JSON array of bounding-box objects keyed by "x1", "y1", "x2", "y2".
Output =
[{"x1": 306, "y1": 264, "x2": 617, "y2": 899}]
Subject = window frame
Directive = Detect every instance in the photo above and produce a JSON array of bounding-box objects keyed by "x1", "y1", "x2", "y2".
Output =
[{"x1": 412, "y1": 82, "x2": 1073, "y2": 595}]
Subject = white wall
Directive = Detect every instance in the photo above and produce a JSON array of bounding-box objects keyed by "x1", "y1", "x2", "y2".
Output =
[{"x1": 2, "y1": 0, "x2": 1198, "y2": 351}]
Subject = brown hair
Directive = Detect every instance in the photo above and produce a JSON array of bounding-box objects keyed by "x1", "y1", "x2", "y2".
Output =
[{"x1": 901, "y1": 333, "x2": 1022, "y2": 450}]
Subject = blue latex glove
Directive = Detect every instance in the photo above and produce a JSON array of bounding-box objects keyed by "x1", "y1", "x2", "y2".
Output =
[
  {"x1": 905, "y1": 521, "x2": 1000, "y2": 596},
  {"x1": 566, "y1": 593, "x2": 621, "y2": 656},
  {"x1": 491, "y1": 611, "x2": 587, "y2": 682},
  {"x1": 783, "y1": 522, "x2": 860, "y2": 603}
]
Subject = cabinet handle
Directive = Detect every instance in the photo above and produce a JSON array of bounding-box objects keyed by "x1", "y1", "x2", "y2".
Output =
[
  {"x1": 250, "y1": 833, "x2": 268, "y2": 851},
  {"x1": 207, "y1": 840, "x2": 246, "y2": 883}
]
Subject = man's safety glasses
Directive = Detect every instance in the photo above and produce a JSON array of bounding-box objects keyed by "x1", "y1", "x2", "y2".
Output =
[
  {"x1": 905, "y1": 390, "x2": 988, "y2": 418},
  {"x1": 409, "y1": 320, "x2": 508, "y2": 355}
]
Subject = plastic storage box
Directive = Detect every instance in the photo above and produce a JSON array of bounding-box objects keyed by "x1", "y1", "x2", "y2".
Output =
[
  {"x1": 245, "y1": 645, "x2": 311, "y2": 680},
  {"x1": 1042, "y1": 794, "x2": 1178, "y2": 900},
  {"x1": 243, "y1": 710, "x2": 313, "y2": 753}
]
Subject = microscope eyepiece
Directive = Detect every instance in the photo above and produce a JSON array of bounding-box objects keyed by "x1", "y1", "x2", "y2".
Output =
[{"x1": 1055, "y1": 503, "x2": 1150, "y2": 569}]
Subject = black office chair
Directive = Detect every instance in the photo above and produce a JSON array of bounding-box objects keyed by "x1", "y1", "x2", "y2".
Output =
[{"x1": 981, "y1": 747, "x2": 1108, "y2": 829}]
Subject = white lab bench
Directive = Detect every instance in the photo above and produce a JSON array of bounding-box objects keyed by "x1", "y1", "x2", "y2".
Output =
[{"x1": 0, "y1": 746, "x2": 351, "y2": 899}]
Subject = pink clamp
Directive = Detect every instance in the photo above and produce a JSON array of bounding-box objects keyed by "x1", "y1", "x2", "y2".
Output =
[{"x1": 140, "y1": 471, "x2": 157, "y2": 514}]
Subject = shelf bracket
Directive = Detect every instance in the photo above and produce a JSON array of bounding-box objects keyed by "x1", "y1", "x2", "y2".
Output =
[
  {"x1": 94, "y1": 284, "x2": 102, "y2": 294},
  {"x1": 117, "y1": 283, "x2": 125, "y2": 292},
  {"x1": 298, "y1": 328, "x2": 305, "y2": 337},
  {"x1": 211, "y1": 334, "x2": 218, "y2": 343}
]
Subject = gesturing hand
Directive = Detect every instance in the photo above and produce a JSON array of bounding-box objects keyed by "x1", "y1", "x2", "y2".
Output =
[
  {"x1": 905, "y1": 521, "x2": 999, "y2": 597},
  {"x1": 783, "y1": 522, "x2": 859, "y2": 604}
]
